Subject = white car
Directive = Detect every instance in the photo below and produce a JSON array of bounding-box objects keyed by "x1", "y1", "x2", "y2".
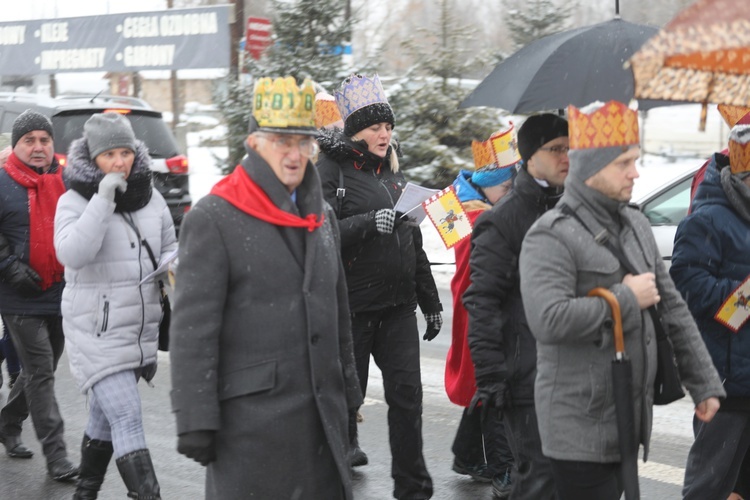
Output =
[{"x1": 632, "y1": 158, "x2": 704, "y2": 267}]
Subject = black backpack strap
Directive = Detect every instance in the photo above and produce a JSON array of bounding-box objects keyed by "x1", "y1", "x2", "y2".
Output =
[
  {"x1": 558, "y1": 203, "x2": 668, "y2": 340},
  {"x1": 335, "y1": 165, "x2": 345, "y2": 217}
]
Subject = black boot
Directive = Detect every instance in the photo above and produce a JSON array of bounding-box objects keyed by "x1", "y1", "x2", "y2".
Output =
[
  {"x1": 73, "y1": 434, "x2": 113, "y2": 500},
  {"x1": 115, "y1": 449, "x2": 160, "y2": 499},
  {"x1": 348, "y1": 409, "x2": 368, "y2": 467}
]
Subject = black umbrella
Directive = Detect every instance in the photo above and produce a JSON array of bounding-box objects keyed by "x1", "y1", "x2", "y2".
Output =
[
  {"x1": 588, "y1": 287, "x2": 640, "y2": 500},
  {"x1": 459, "y1": 18, "x2": 668, "y2": 113}
]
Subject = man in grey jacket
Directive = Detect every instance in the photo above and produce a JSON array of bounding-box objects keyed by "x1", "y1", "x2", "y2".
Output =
[
  {"x1": 519, "y1": 100, "x2": 725, "y2": 499},
  {"x1": 169, "y1": 77, "x2": 361, "y2": 500}
]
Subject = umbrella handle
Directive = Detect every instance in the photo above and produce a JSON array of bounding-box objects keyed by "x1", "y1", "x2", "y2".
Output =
[{"x1": 588, "y1": 287, "x2": 625, "y2": 357}]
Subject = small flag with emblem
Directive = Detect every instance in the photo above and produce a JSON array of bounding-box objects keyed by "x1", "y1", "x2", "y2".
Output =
[
  {"x1": 715, "y1": 275, "x2": 750, "y2": 332},
  {"x1": 422, "y1": 186, "x2": 473, "y2": 249}
]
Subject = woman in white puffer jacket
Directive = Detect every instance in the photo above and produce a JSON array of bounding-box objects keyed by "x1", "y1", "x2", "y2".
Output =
[{"x1": 54, "y1": 112, "x2": 176, "y2": 500}]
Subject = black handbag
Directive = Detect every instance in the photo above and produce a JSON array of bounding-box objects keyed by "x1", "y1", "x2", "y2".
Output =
[
  {"x1": 142, "y1": 239, "x2": 171, "y2": 352},
  {"x1": 122, "y1": 213, "x2": 171, "y2": 352},
  {"x1": 559, "y1": 204, "x2": 685, "y2": 405}
]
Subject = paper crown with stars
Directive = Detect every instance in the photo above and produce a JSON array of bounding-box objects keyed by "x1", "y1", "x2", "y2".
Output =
[
  {"x1": 250, "y1": 76, "x2": 317, "y2": 136},
  {"x1": 334, "y1": 73, "x2": 395, "y2": 137},
  {"x1": 568, "y1": 100, "x2": 639, "y2": 150}
]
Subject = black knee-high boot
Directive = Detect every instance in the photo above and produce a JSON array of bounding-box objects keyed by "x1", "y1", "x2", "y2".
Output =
[
  {"x1": 73, "y1": 434, "x2": 114, "y2": 500},
  {"x1": 349, "y1": 409, "x2": 368, "y2": 467},
  {"x1": 115, "y1": 449, "x2": 161, "y2": 500}
]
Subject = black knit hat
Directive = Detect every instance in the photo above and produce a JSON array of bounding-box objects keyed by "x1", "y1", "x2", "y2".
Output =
[
  {"x1": 517, "y1": 114, "x2": 568, "y2": 162},
  {"x1": 12, "y1": 110, "x2": 53, "y2": 148},
  {"x1": 344, "y1": 102, "x2": 395, "y2": 137}
]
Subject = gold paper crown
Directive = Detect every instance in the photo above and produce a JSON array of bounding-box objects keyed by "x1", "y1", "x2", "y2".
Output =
[
  {"x1": 568, "y1": 100, "x2": 639, "y2": 150},
  {"x1": 729, "y1": 125, "x2": 750, "y2": 174},
  {"x1": 718, "y1": 104, "x2": 750, "y2": 128},
  {"x1": 314, "y1": 92, "x2": 343, "y2": 129},
  {"x1": 253, "y1": 77, "x2": 316, "y2": 130}
]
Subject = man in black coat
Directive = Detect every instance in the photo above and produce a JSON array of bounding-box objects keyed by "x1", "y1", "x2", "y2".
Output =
[
  {"x1": 463, "y1": 114, "x2": 568, "y2": 499},
  {"x1": 0, "y1": 110, "x2": 78, "y2": 482},
  {"x1": 170, "y1": 77, "x2": 361, "y2": 500}
]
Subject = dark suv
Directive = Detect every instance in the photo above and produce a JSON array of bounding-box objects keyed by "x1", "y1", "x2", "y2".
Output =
[{"x1": 0, "y1": 92, "x2": 191, "y2": 235}]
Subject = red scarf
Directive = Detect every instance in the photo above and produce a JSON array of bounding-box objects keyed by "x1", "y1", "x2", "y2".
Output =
[
  {"x1": 210, "y1": 166, "x2": 324, "y2": 232},
  {"x1": 4, "y1": 153, "x2": 66, "y2": 290}
]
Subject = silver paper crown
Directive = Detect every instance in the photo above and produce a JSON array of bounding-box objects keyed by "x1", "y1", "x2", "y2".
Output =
[{"x1": 334, "y1": 73, "x2": 389, "y2": 123}]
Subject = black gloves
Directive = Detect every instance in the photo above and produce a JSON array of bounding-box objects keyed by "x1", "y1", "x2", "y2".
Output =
[
  {"x1": 468, "y1": 378, "x2": 511, "y2": 421},
  {"x1": 423, "y1": 312, "x2": 443, "y2": 341},
  {"x1": 0, "y1": 233, "x2": 42, "y2": 297},
  {"x1": 177, "y1": 430, "x2": 216, "y2": 466}
]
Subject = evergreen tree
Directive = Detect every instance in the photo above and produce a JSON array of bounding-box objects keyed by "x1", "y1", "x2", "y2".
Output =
[
  {"x1": 387, "y1": 0, "x2": 507, "y2": 188},
  {"x1": 245, "y1": 0, "x2": 352, "y2": 88},
  {"x1": 213, "y1": 77, "x2": 254, "y2": 174},
  {"x1": 216, "y1": 0, "x2": 352, "y2": 173},
  {"x1": 503, "y1": 0, "x2": 574, "y2": 49}
]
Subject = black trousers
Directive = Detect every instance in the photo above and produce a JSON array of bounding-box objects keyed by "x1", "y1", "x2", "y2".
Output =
[
  {"x1": 683, "y1": 411, "x2": 750, "y2": 499},
  {"x1": 351, "y1": 304, "x2": 432, "y2": 500},
  {"x1": 0, "y1": 314, "x2": 67, "y2": 463},
  {"x1": 451, "y1": 407, "x2": 513, "y2": 477},
  {"x1": 549, "y1": 458, "x2": 622, "y2": 500}
]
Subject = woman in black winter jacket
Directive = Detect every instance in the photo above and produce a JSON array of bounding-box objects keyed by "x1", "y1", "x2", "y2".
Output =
[{"x1": 317, "y1": 73, "x2": 442, "y2": 500}]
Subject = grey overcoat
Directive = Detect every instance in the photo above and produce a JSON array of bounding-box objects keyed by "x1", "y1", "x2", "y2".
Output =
[
  {"x1": 519, "y1": 180, "x2": 724, "y2": 464},
  {"x1": 169, "y1": 145, "x2": 362, "y2": 499}
]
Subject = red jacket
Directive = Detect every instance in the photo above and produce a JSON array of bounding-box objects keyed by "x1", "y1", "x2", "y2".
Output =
[{"x1": 445, "y1": 206, "x2": 488, "y2": 406}]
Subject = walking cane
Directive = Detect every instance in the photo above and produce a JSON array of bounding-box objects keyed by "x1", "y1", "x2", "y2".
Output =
[{"x1": 588, "y1": 287, "x2": 641, "y2": 500}]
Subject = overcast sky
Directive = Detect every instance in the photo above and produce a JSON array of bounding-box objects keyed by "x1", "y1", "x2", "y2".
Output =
[{"x1": 0, "y1": 0, "x2": 171, "y2": 22}]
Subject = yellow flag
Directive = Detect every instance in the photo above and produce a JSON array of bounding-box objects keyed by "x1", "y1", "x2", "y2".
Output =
[
  {"x1": 423, "y1": 186, "x2": 473, "y2": 249},
  {"x1": 715, "y1": 276, "x2": 750, "y2": 332}
]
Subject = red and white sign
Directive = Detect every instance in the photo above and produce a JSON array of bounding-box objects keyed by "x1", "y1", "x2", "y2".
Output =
[{"x1": 246, "y1": 17, "x2": 272, "y2": 61}]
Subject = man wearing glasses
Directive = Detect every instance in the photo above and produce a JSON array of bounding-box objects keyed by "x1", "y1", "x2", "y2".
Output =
[
  {"x1": 464, "y1": 113, "x2": 568, "y2": 498},
  {"x1": 169, "y1": 77, "x2": 362, "y2": 500}
]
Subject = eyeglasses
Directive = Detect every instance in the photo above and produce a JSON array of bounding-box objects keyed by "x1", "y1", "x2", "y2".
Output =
[
  {"x1": 538, "y1": 145, "x2": 570, "y2": 155},
  {"x1": 260, "y1": 134, "x2": 319, "y2": 156}
]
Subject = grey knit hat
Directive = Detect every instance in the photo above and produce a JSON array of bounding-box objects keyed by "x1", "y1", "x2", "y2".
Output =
[
  {"x1": 11, "y1": 110, "x2": 53, "y2": 148},
  {"x1": 568, "y1": 145, "x2": 634, "y2": 182},
  {"x1": 84, "y1": 113, "x2": 137, "y2": 159}
]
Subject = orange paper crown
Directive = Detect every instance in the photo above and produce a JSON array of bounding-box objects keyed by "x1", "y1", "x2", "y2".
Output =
[
  {"x1": 568, "y1": 100, "x2": 639, "y2": 150},
  {"x1": 718, "y1": 104, "x2": 750, "y2": 128},
  {"x1": 314, "y1": 92, "x2": 343, "y2": 129},
  {"x1": 471, "y1": 138, "x2": 495, "y2": 169},
  {"x1": 729, "y1": 125, "x2": 750, "y2": 174}
]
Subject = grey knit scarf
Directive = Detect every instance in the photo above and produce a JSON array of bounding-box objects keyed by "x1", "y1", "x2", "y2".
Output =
[{"x1": 721, "y1": 166, "x2": 750, "y2": 223}]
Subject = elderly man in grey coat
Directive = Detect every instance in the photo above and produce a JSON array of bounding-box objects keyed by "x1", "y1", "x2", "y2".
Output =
[
  {"x1": 169, "y1": 77, "x2": 362, "y2": 500},
  {"x1": 519, "y1": 100, "x2": 725, "y2": 499}
]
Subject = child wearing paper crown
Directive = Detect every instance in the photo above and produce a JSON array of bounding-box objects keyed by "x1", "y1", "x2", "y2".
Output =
[
  {"x1": 445, "y1": 126, "x2": 518, "y2": 495},
  {"x1": 672, "y1": 123, "x2": 750, "y2": 500},
  {"x1": 316, "y1": 73, "x2": 443, "y2": 499}
]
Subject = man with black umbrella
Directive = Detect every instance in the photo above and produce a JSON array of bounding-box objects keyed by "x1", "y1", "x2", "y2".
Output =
[
  {"x1": 463, "y1": 113, "x2": 568, "y2": 499},
  {"x1": 519, "y1": 100, "x2": 725, "y2": 499}
]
